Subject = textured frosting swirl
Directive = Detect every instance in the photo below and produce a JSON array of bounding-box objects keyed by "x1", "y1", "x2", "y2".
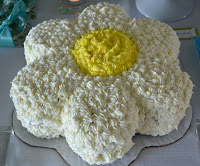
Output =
[
  {"x1": 24, "y1": 3, "x2": 180, "y2": 64},
  {"x1": 62, "y1": 75, "x2": 139, "y2": 164},
  {"x1": 71, "y1": 28, "x2": 138, "y2": 76},
  {"x1": 11, "y1": 54, "x2": 84, "y2": 138}
]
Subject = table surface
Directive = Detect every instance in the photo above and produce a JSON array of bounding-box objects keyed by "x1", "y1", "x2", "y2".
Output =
[{"x1": 1, "y1": 0, "x2": 200, "y2": 166}]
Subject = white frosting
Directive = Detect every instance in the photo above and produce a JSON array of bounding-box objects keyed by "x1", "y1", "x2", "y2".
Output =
[
  {"x1": 24, "y1": 3, "x2": 180, "y2": 65},
  {"x1": 130, "y1": 18, "x2": 180, "y2": 64},
  {"x1": 62, "y1": 75, "x2": 139, "y2": 164},
  {"x1": 122, "y1": 53, "x2": 193, "y2": 136},
  {"x1": 11, "y1": 2, "x2": 193, "y2": 165},
  {"x1": 10, "y1": 54, "x2": 84, "y2": 138},
  {"x1": 77, "y1": 2, "x2": 131, "y2": 31},
  {"x1": 24, "y1": 19, "x2": 77, "y2": 63}
]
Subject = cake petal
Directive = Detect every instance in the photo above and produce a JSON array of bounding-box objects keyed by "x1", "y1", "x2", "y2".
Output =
[
  {"x1": 61, "y1": 75, "x2": 139, "y2": 165},
  {"x1": 10, "y1": 54, "x2": 84, "y2": 138},
  {"x1": 128, "y1": 18, "x2": 181, "y2": 63},
  {"x1": 122, "y1": 53, "x2": 193, "y2": 136},
  {"x1": 24, "y1": 19, "x2": 77, "y2": 63},
  {"x1": 78, "y1": 2, "x2": 131, "y2": 31}
]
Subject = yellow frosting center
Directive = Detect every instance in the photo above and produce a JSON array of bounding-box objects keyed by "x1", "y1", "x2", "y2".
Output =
[{"x1": 71, "y1": 28, "x2": 138, "y2": 77}]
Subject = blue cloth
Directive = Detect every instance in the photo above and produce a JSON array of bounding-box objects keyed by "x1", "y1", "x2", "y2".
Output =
[
  {"x1": 0, "y1": 0, "x2": 27, "y2": 47},
  {"x1": 194, "y1": 37, "x2": 200, "y2": 61}
]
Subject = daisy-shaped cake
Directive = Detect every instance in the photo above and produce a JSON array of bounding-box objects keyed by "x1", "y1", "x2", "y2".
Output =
[{"x1": 10, "y1": 2, "x2": 193, "y2": 165}]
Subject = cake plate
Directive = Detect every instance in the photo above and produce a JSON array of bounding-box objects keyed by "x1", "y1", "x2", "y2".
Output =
[{"x1": 13, "y1": 107, "x2": 192, "y2": 166}]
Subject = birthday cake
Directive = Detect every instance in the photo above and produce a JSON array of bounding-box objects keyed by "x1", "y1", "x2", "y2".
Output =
[{"x1": 10, "y1": 2, "x2": 193, "y2": 165}]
